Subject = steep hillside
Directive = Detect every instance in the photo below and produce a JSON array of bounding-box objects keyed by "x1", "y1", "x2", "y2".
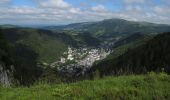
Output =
[
  {"x1": 1, "y1": 28, "x2": 68, "y2": 63},
  {"x1": 0, "y1": 28, "x2": 102, "y2": 85},
  {"x1": 0, "y1": 29, "x2": 44, "y2": 85},
  {"x1": 0, "y1": 31, "x2": 14, "y2": 86},
  {"x1": 0, "y1": 28, "x2": 100, "y2": 64},
  {"x1": 113, "y1": 33, "x2": 146, "y2": 48},
  {"x1": 92, "y1": 32, "x2": 170, "y2": 76},
  {"x1": 103, "y1": 33, "x2": 152, "y2": 61},
  {"x1": 0, "y1": 31, "x2": 13, "y2": 67}
]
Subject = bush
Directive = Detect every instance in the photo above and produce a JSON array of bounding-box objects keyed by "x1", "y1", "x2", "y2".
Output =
[{"x1": 52, "y1": 85, "x2": 72, "y2": 98}]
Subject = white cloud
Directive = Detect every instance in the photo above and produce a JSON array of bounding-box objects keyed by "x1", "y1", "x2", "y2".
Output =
[
  {"x1": 0, "y1": 0, "x2": 10, "y2": 3},
  {"x1": 91, "y1": 5, "x2": 108, "y2": 12},
  {"x1": 125, "y1": 5, "x2": 143, "y2": 12},
  {"x1": 154, "y1": 6, "x2": 170, "y2": 15},
  {"x1": 124, "y1": 0, "x2": 146, "y2": 4},
  {"x1": 0, "y1": 0, "x2": 170, "y2": 25},
  {"x1": 162, "y1": 0, "x2": 170, "y2": 5},
  {"x1": 37, "y1": 0, "x2": 71, "y2": 9},
  {"x1": 69, "y1": 8, "x2": 81, "y2": 14},
  {"x1": 0, "y1": 0, "x2": 11, "y2": 6}
]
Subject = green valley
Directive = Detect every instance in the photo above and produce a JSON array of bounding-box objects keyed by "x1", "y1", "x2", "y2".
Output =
[{"x1": 0, "y1": 18, "x2": 170, "y2": 100}]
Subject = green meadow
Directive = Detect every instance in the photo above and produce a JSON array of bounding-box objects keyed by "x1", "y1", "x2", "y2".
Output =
[{"x1": 1, "y1": 72, "x2": 170, "y2": 100}]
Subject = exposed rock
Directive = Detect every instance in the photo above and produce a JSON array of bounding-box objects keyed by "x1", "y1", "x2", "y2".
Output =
[{"x1": 0, "y1": 64, "x2": 14, "y2": 87}]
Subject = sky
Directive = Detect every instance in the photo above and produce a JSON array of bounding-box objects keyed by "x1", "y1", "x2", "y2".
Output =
[{"x1": 0, "y1": 0, "x2": 170, "y2": 25}]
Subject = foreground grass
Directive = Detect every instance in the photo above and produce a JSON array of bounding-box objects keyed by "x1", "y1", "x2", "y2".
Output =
[{"x1": 1, "y1": 72, "x2": 170, "y2": 100}]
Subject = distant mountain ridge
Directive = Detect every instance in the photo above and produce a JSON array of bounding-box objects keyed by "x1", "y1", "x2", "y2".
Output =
[
  {"x1": 0, "y1": 25, "x2": 19, "y2": 29},
  {"x1": 45, "y1": 18, "x2": 170, "y2": 38}
]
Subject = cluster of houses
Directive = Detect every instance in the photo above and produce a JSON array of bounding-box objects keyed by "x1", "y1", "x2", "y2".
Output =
[{"x1": 50, "y1": 46, "x2": 110, "y2": 77}]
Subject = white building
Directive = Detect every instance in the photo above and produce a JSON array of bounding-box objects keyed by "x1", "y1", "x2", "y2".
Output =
[{"x1": 60, "y1": 57, "x2": 66, "y2": 63}]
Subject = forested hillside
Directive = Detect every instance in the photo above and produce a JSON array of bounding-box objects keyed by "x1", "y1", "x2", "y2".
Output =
[
  {"x1": 0, "y1": 28, "x2": 102, "y2": 85},
  {"x1": 0, "y1": 31, "x2": 13, "y2": 69},
  {"x1": 92, "y1": 32, "x2": 170, "y2": 76},
  {"x1": 1, "y1": 28, "x2": 101, "y2": 63}
]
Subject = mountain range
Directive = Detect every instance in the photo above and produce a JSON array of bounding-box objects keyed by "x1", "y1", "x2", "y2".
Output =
[{"x1": 45, "y1": 18, "x2": 170, "y2": 38}]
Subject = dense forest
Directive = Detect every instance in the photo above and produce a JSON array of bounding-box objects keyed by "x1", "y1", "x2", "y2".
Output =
[
  {"x1": 92, "y1": 32, "x2": 170, "y2": 77},
  {"x1": 0, "y1": 30, "x2": 13, "y2": 69},
  {"x1": 0, "y1": 29, "x2": 43, "y2": 85}
]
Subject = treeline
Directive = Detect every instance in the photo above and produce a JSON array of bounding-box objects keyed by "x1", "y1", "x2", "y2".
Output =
[{"x1": 91, "y1": 32, "x2": 170, "y2": 77}]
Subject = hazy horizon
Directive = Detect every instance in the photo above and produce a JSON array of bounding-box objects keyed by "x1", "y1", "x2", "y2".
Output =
[{"x1": 1, "y1": 18, "x2": 170, "y2": 27}]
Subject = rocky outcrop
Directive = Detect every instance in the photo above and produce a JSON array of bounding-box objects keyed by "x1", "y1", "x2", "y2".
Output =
[{"x1": 0, "y1": 63, "x2": 14, "y2": 87}]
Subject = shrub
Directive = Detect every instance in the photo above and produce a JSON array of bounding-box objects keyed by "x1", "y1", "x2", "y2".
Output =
[{"x1": 52, "y1": 85, "x2": 72, "y2": 98}]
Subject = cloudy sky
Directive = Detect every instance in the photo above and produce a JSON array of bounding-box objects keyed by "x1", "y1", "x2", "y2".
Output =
[{"x1": 0, "y1": 0, "x2": 170, "y2": 25}]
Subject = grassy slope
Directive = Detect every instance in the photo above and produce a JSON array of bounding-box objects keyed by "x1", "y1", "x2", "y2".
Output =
[
  {"x1": 1, "y1": 28, "x2": 68, "y2": 63},
  {"x1": 18, "y1": 30, "x2": 67, "y2": 63},
  {"x1": 1, "y1": 72, "x2": 170, "y2": 100}
]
